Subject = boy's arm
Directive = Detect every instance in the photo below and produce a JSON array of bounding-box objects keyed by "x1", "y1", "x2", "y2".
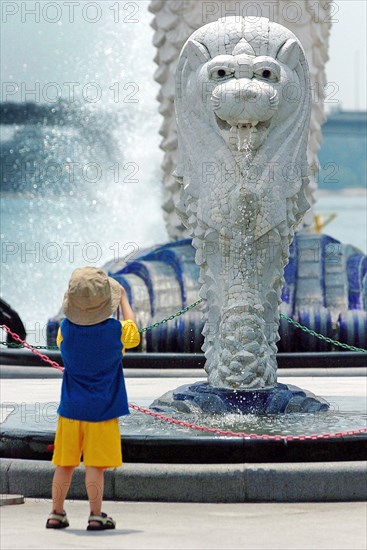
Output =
[{"x1": 120, "y1": 286, "x2": 136, "y2": 323}]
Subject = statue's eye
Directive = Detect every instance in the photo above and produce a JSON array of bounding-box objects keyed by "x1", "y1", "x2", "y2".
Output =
[
  {"x1": 209, "y1": 67, "x2": 234, "y2": 79},
  {"x1": 254, "y1": 67, "x2": 279, "y2": 81},
  {"x1": 253, "y1": 60, "x2": 280, "y2": 81}
]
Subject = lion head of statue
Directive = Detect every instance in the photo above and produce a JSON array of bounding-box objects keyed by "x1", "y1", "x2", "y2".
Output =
[{"x1": 175, "y1": 17, "x2": 311, "y2": 240}]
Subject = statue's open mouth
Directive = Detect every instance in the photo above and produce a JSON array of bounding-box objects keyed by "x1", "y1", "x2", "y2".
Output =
[
  {"x1": 214, "y1": 115, "x2": 272, "y2": 151},
  {"x1": 215, "y1": 117, "x2": 258, "y2": 130}
]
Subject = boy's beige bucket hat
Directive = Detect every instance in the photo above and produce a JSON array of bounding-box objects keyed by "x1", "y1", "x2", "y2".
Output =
[{"x1": 62, "y1": 267, "x2": 122, "y2": 325}]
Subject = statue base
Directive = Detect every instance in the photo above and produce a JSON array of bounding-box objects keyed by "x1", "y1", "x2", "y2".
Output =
[{"x1": 150, "y1": 381, "x2": 330, "y2": 415}]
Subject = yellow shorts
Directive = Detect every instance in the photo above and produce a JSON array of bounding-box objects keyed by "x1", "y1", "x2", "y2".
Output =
[{"x1": 52, "y1": 416, "x2": 123, "y2": 468}]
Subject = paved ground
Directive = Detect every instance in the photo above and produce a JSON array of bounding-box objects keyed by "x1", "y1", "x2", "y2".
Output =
[{"x1": 1, "y1": 499, "x2": 366, "y2": 550}]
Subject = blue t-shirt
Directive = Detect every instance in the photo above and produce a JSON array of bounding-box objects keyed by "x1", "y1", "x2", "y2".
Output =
[{"x1": 57, "y1": 318, "x2": 140, "y2": 422}]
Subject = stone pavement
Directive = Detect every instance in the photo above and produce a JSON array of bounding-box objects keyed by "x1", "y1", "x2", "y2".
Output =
[{"x1": 1, "y1": 499, "x2": 366, "y2": 550}]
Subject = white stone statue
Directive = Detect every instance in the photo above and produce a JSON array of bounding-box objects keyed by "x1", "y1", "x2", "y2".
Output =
[
  {"x1": 175, "y1": 16, "x2": 311, "y2": 389},
  {"x1": 149, "y1": 0, "x2": 332, "y2": 240}
]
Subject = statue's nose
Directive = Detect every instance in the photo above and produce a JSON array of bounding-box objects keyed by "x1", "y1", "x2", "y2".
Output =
[{"x1": 241, "y1": 87, "x2": 258, "y2": 101}]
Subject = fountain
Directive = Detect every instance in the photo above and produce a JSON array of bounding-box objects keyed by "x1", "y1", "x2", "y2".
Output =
[{"x1": 147, "y1": 15, "x2": 337, "y2": 414}]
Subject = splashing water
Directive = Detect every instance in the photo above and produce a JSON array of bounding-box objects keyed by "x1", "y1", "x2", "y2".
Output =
[{"x1": 1, "y1": 3, "x2": 168, "y2": 343}]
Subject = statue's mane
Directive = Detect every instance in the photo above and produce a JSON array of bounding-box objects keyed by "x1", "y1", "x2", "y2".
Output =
[{"x1": 175, "y1": 17, "x2": 311, "y2": 240}]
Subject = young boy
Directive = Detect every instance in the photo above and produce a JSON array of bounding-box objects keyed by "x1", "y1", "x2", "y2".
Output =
[{"x1": 46, "y1": 267, "x2": 140, "y2": 531}]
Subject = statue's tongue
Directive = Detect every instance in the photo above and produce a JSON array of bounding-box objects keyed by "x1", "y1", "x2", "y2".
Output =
[{"x1": 229, "y1": 124, "x2": 257, "y2": 152}]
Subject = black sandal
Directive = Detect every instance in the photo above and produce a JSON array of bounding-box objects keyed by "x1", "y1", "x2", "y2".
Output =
[
  {"x1": 87, "y1": 512, "x2": 116, "y2": 531},
  {"x1": 46, "y1": 511, "x2": 69, "y2": 529}
]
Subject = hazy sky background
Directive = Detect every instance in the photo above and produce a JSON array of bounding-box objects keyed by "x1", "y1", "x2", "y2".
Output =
[
  {"x1": 326, "y1": 0, "x2": 366, "y2": 111},
  {"x1": 1, "y1": 0, "x2": 366, "y2": 112}
]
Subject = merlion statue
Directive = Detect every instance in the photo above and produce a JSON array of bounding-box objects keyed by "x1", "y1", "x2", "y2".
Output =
[
  {"x1": 149, "y1": 0, "x2": 332, "y2": 240},
  {"x1": 175, "y1": 16, "x2": 311, "y2": 390}
]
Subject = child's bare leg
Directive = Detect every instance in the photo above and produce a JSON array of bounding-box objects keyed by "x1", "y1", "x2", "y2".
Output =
[
  {"x1": 85, "y1": 466, "x2": 105, "y2": 519},
  {"x1": 49, "y1": 466, "x2": 75, "y2": 524}
]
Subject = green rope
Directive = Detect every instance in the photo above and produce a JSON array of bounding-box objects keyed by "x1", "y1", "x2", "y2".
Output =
[
  {"x1": 138, "y1": 299, "x2": 204, "y2": 333},
  {"x1": 279, "y1": 313, "x2": 367, "y2": 353},
  {"x1": 1, "y1": 298, "x2": 366, "y2": 353}
]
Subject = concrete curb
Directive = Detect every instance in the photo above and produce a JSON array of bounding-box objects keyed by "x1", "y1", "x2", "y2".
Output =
[{"x1": 1, "y1": 458, "x2": 366, "y2": 503}]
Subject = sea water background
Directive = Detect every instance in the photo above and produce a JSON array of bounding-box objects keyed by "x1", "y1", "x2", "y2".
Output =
[{"x1": 1, "y1": 3, "x2": 366, "y2": 345}]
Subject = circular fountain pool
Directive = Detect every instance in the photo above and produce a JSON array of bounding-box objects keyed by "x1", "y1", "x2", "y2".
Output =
[{"x1": 1, "y1": 393, "x2": 366, "y2": 464}]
